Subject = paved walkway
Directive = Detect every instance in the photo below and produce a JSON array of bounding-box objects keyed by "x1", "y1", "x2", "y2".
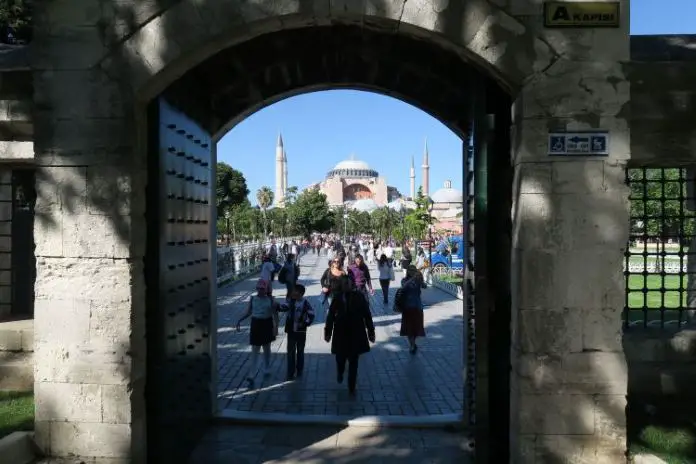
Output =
[
  {"x1": 216, "y1": 252, "x2": 464, "y2": 418},
  {"x1": 189, "y1": 423, "x2": 473, "y2": 463}
]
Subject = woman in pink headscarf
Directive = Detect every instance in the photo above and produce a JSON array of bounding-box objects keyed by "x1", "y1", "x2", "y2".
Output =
[{"x1": 236, "y1": 279, "x2": 280, "y2": 387}]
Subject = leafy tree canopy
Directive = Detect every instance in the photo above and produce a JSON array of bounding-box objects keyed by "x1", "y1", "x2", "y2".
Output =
[
  {"x1": 287, "y1": 188, "x2": 334, "y2": 236},
  {"x1": 628, "y1": 168, "x2": 694, "y2": 240},
  {"x1": 0, "y1": 0, "x2": 32, "y2": 43},
  {"x1": 216, "y1": 162, "x2": 249, "y2": 215},
  {"x1": 404, "y1": 187, "x2": 433, "y2": 239}
]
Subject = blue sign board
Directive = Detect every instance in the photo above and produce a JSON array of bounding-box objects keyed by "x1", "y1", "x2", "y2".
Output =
[{"x1": 548, "y1": 132, "x2": 609, "y2": 156}]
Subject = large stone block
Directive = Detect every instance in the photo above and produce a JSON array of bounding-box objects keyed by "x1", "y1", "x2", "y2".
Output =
[
  {"x1": 33, "y1": 114, "x2": 130, "y2": 158},
  {"x1": 519, "y1": 393, "x2": 595, "y2": 435},
  {"x1": 34, "y1": 258, "x2": 132, "y2": 301},
  {"x1": 517, "y1": 352, "x2": 627, "y2": 394},
  {"x1": 61, "y1": 213, "x2": 131, "y2": 259},
  {"x1": 34, "y1": 298, "x2": 90, "y2": 345},
  {"x1": 86, "y1": 165, "x2": 136, "y2": 217},
  {"x1": 35, "y1": 343, "x2": 132, "y2": 385},
  {"x1": 34, "y1": 70, "x2": 126, "y2": 119},
  {"x1": 519, "y1": 308, "x2": 583, "y2": 353},
  {"x1": 536, "y1": 435, "x2": 626, "y2": 464},
  {"x1": 35, "y1": 382, "x2": 102, "y2": 422},
  {"x1": 47, "y1": 421, "x2": 132, "y2": 458},
  {"x1": 32, "y1": 26, "x2": 108, "y2": 70},
  {"x1": 582, "y1": 308, "x2": 623, "y2": 352},
  {"x1": 520, "y1": 59, "x2": 630, "y2": 119},
  {"x1": 516, "y1": 249, "x2": 624, "y2": 310},
  {"x1": 34, "y1": 166, "x2": 88, "y2": 216},
  {"x1": 514, "y1": 192, "x2": 628, "y2": 252}
]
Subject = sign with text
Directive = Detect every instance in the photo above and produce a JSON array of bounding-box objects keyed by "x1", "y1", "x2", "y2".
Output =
[
  {"x1": 544, "y1": 1, "x2": 620, "y2": 28},
  {"x1": 548, "y1": 132, "x2": 609, "y2": 156}
]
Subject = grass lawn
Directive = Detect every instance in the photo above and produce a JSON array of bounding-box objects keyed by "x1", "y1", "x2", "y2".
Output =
[
  {"x1": 0, "y1": 391, "x2": 34, "y2": 439},
  {"x1": 630, "y1": 426, "x2": 696, "y2": 464},
  {"x1": 628, "y1": 403, "x2": 696, "y2": 464}
]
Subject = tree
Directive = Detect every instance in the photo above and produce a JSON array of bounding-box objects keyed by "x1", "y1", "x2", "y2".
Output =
[
  {"x1": 216, "y1": 162, "x2": 249, "y2": 219},
  {"x1": 256, "y1": 186, "x2": 274, "y2": 237},
  {"x1": 287, "y1": 188, "x2": 334, "y2": 236},
  {"x1": 0, "y1": 0, "x2": 32, "y2": 43},
  {"x1": 404, "y1": 187, "x2": 433, "y2": 240},
  {"x1": 371, "y1": 207, "x2": 401, "y2": 241},
  {"x1": 628, "y1": 168, "x2": 694, "y2": 240}
]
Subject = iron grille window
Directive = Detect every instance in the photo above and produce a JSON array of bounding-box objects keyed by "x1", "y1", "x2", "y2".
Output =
[{"x1": 624, "y1": 167, "x2": 696, "y2": 329}]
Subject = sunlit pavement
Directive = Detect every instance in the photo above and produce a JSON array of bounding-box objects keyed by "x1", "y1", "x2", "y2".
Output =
[
  {"x1": 189, "y1": 423, "x2": 473, "y2": 463},
  {"x1": 216, "y1": 252, "x2": 464, "y2": 419}
]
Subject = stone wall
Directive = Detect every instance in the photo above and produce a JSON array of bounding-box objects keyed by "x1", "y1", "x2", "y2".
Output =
[
  {"x1": 31, "y1": 0, "x2": 631, "y2": 462},
  {"x1": 508, "y1": 0, "x2": 631, "y2": 462}
]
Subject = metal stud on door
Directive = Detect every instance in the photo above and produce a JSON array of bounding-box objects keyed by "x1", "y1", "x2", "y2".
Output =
[{"x1": 147, "y1": 99, "x2": 213, "y2": 461}]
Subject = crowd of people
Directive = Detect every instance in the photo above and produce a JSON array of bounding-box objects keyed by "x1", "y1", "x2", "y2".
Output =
[{"x1": 236, "y1": 234, "x2": 429, "y2": 395}]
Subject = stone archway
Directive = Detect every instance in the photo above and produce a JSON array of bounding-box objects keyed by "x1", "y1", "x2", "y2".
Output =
[{"x1": 32, "y1": 1, "x2": 631, "y2": 463}]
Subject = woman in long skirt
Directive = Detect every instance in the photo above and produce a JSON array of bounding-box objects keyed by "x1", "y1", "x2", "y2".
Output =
[{"x1": 397, "y1": 265, "x2": 426, "y2": 354}]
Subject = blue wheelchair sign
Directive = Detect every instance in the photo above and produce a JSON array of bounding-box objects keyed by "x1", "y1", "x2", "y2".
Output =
[{"x1": 549, "y1": 136, "x2": 566, "y2": 154}]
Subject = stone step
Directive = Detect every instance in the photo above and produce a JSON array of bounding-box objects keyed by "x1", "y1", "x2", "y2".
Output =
[
  {"x1": 0, "y1": 319, "x2": 34, "y2": 352},
  {"x1": 0, "y1": 350, "x2": 33, "y2": 391}
]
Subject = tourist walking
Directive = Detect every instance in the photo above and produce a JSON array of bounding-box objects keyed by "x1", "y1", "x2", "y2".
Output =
[
  {"x1": 347, "y1": 254, "x2": 374, "y2": 301},
  {"x1": 277, "y1": 284, "x2": 315, "y2": 380},
  {"x1": 235, "y1": 280, "x2": 280, "y2": 387},
  {"x1": 394, "y1": 265, "x2": 426, "y2": 354},
  {"x1": 377, "y1": 254, "x2": 395, "y2": 305},
  {"x1": 260, "y1": 254, "x2": 277, "y2": 289},
  {"x1": 324, "y1": 275, "x2": 376, "y2": 395},
  {"x1": 400, "y1": 244, "x2": 413, "y2": 277},
  {"x1": 278, "y1": 254, "x2": 300, "y2": 299},
  {"x1": 321, "y1": 257, "x2": 347, "y2": 307}
]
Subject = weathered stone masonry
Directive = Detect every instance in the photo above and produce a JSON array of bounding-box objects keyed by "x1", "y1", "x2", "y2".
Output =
[
  {"x1": 31, "y1": 0, "x2": 631, "y2": 462},
  {"x1": 0, "y1": 0, "x2": 682, "y2": 463}
]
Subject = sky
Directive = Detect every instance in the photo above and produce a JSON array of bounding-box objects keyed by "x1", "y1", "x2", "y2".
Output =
[{"x1": 217, "y1": 0, "x2": 695, "y2": 205}]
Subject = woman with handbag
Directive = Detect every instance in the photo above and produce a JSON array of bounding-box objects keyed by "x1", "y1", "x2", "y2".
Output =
[
  {"x1": 377, "y1": 254, "x2": 395, "y2": 305},
  {"x1": 396, "y1": 265, "x2": 426, "y2": 354}
]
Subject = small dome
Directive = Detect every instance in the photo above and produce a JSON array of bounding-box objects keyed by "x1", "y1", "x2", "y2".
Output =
[
  {"x1": 431, "y1": 180, "x2": 463, "y2": 204},
  {"x1": 349, "y1": 199, "x2": 379, "y2": 212},
  {"x1": 333, "y1": 159, "x2": 371, "y2": 170}
]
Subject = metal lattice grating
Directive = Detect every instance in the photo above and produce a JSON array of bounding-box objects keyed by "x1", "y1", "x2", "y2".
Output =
[{"x1": 624, "y1": 167, "x2": 696, "y2": 329}]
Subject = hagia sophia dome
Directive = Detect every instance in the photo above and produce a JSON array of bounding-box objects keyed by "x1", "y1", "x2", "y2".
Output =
[{"x1": 326, "y1": 157, "x2": 380, "y2": 179}]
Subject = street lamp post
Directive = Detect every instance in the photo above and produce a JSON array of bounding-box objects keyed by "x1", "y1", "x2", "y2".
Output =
[
  {"x1": 400, "y1": 208, "x2": 405, "y2": 247},
  {"x1": 427, "y1": 199, "x2": 435, "y2": 272},
  {"x1": 343, "y1": 211, "x2": 348, "y2": 244}
]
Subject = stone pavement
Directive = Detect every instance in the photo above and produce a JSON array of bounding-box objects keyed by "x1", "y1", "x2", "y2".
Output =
[
  {"x1": 216, "y1": 252, "x2": 464, "y2": 418},
  {"x1": 188, "y1": 423, "x2": 473, "y2": 463}
]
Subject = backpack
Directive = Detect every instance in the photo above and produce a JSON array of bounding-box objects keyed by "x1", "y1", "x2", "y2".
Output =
[{"x1": 278, "y1": 265, "x2": 288, "y2": 284}]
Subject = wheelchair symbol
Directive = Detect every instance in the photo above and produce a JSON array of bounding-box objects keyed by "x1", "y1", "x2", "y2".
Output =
[{"x1": 550, "y1": 136, "x2": 566, "y2": 153}]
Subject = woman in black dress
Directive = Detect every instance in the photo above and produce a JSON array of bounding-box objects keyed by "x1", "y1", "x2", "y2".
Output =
[{"x1": 324, "y1": 275, "x2": 376, "y2": 395}]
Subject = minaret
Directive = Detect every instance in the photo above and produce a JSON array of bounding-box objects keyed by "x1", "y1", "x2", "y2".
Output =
[
  {"x1": 275, "y1": 133, "x2": 285, "y2": 206},
  {"x1": 283, "y1": 149, "x2": 288, "y2": 197},
  {"x1": 422, "y1": 138, "x2": 430, "y2": 197},
  {"x1": 409, "y1": 155, "x2": 416, "y2": 199}
]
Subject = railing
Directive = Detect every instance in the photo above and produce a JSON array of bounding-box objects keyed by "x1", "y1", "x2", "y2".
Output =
[
  {"x1": 426, "y1": 268, "x2": 464, "y2": 300},
  {"x1": 216, "y1": 236, "x2": 301, "y2": 285}
]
